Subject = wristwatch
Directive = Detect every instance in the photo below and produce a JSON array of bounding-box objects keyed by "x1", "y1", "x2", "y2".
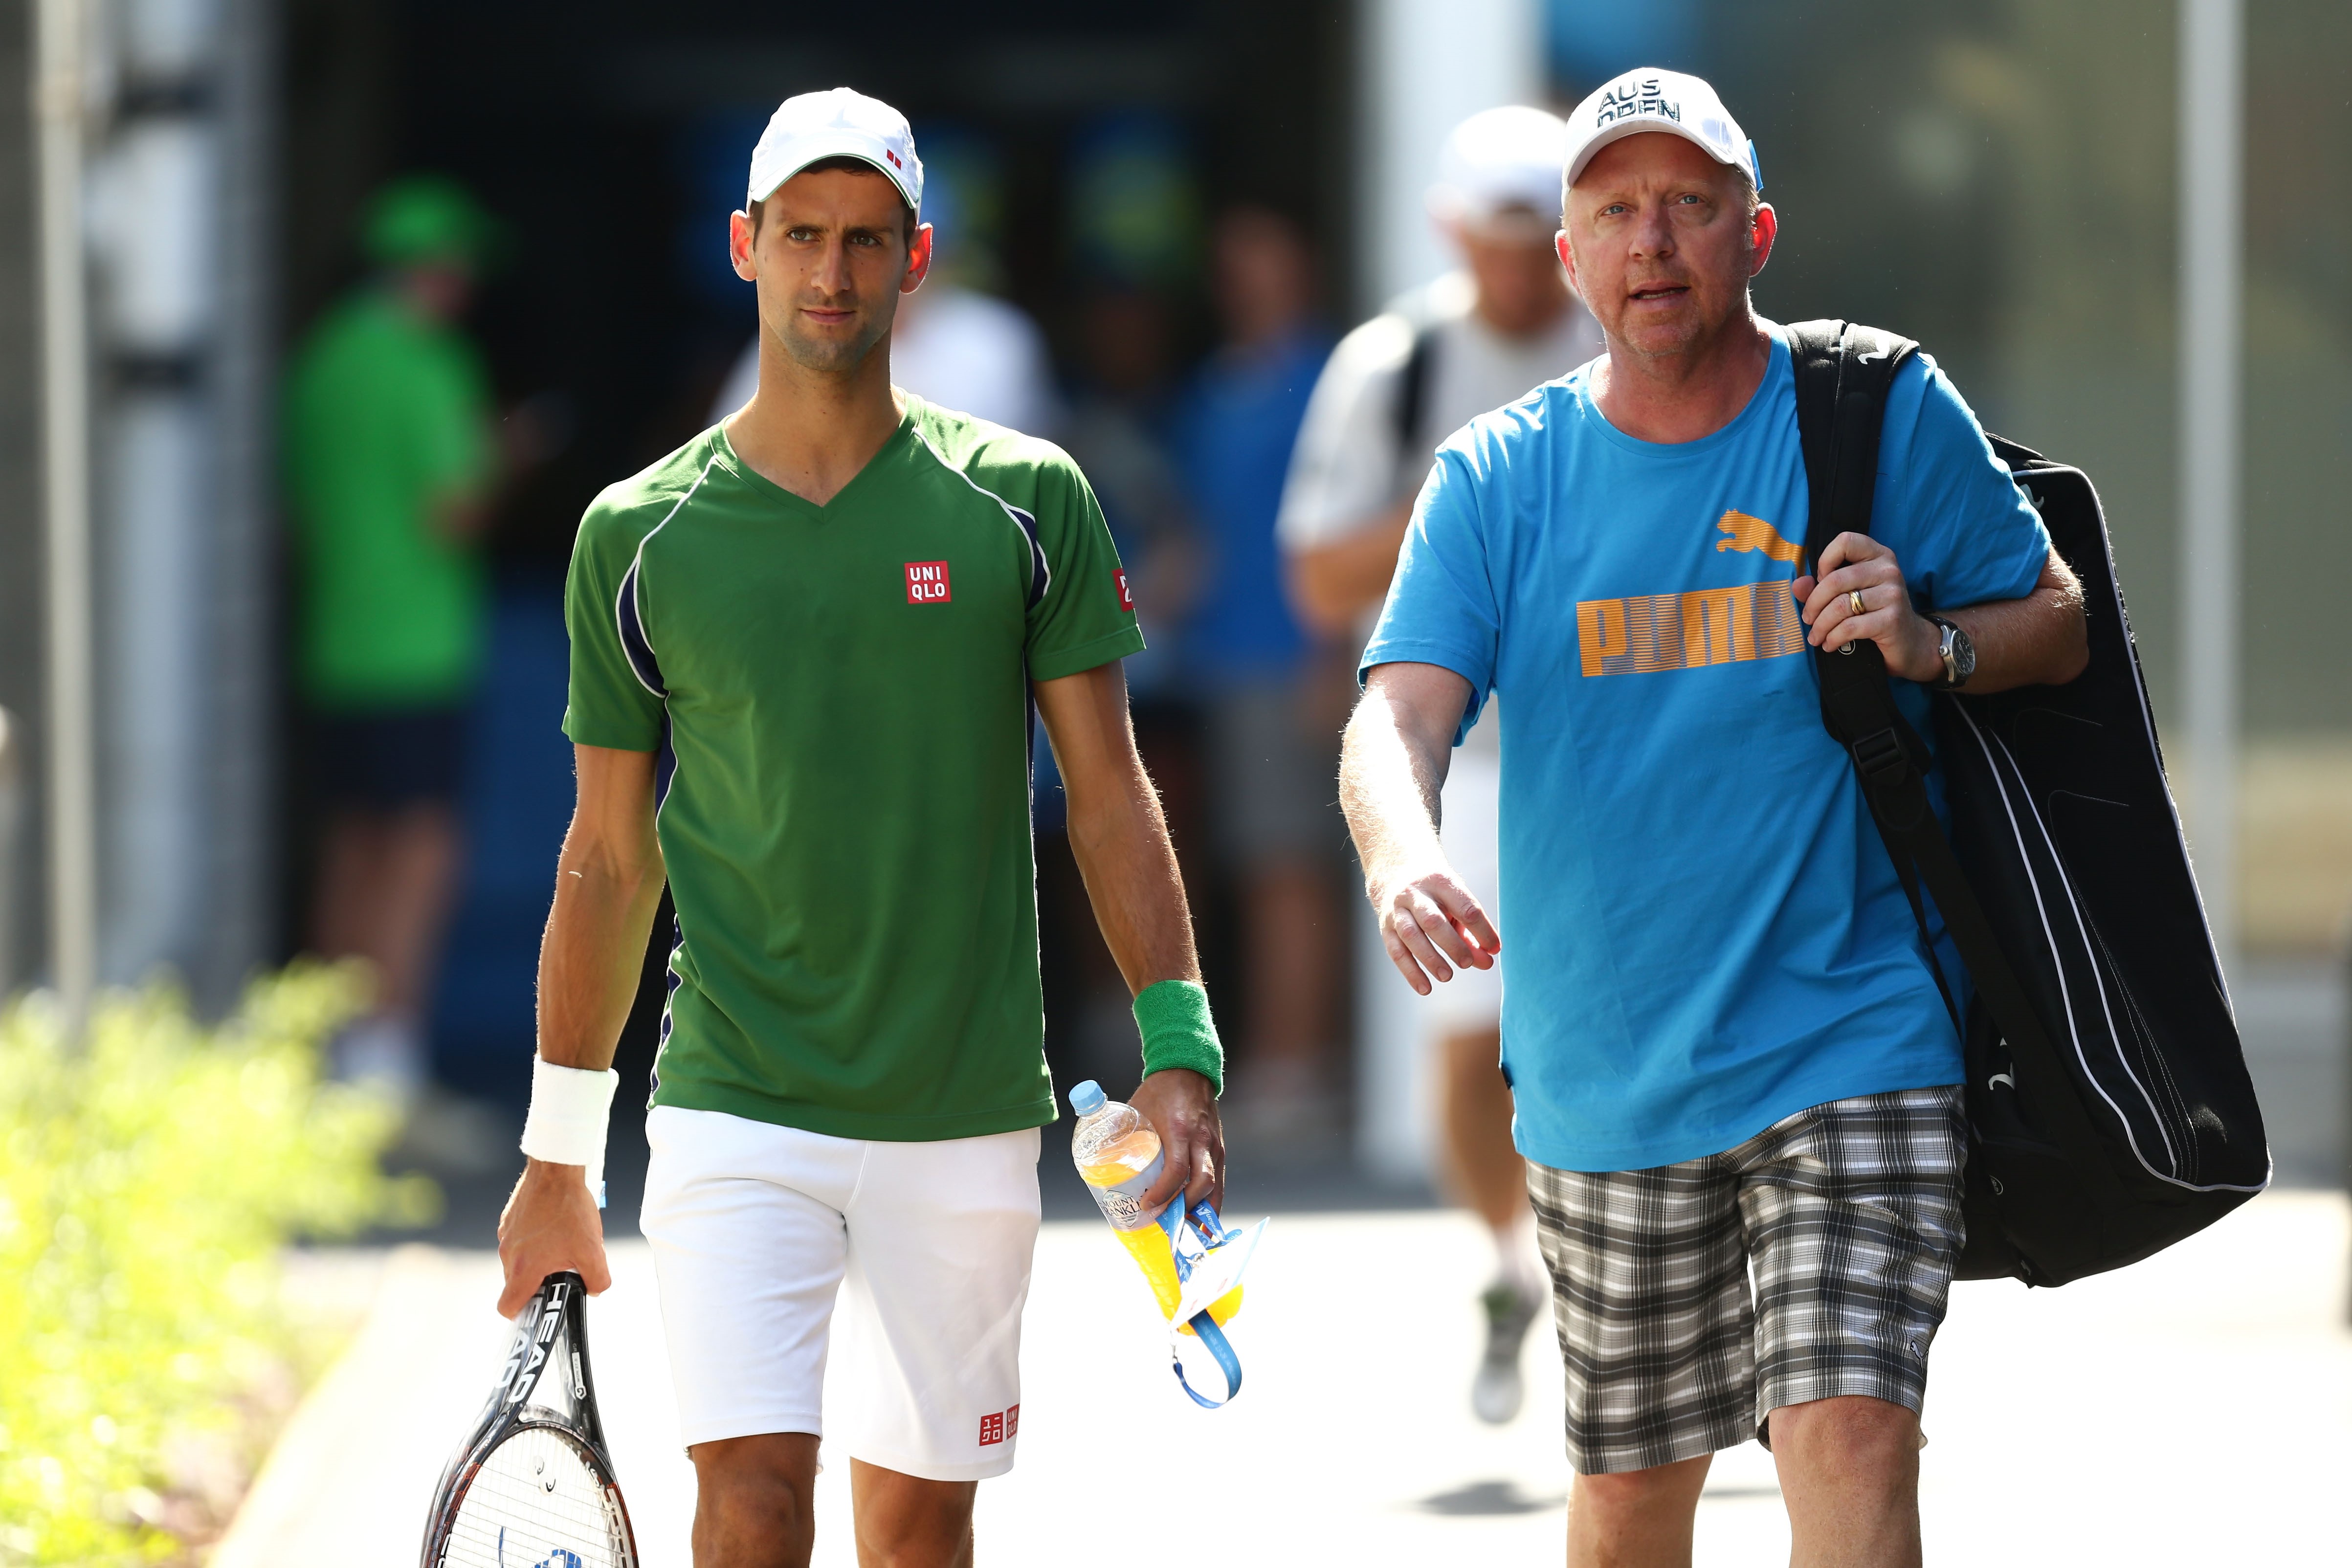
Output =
[{"x1": 1928, "y1": 614, "x2": 1976, "y2": 689}]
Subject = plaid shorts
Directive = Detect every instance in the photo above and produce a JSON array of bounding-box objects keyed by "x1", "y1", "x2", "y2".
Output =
[{"x1": 1527, "y1": 1086, "x2": 1966, "y2": 1475}]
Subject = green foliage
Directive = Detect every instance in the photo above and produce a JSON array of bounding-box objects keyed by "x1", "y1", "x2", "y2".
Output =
[{"x1": 0, "y1": 964, "x2": 436, "y2": 1566}]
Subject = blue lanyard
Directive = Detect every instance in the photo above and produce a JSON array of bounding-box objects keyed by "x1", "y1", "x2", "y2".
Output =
[{"x1": 1158, "y1": 1199, "x2": 1249, "y2": 1408}]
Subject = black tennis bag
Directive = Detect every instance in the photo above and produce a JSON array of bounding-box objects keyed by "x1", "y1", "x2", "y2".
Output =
[{"x1": 1789, "y1": 320, "x2": 2270, "y2": 1287}]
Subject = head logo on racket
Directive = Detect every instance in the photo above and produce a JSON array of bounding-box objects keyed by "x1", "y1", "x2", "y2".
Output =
[{"x1": 422, "y1": 1273, "x2": 637, "y2": 1568}]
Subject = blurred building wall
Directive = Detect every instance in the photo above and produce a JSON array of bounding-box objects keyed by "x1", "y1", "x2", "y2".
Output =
[
  {"x1": 0, "y1": 2, "x2": 43, "y2": 996},
  {"x1": 1357, "y1": 0, "x2": 1546, "y2": 312},
  {"x1": 282, "y1": 0, "x2": 395, "y2": 341},
  {"x1": 1702, "y1": 0, "x2": 2352, "y2": 951},
  {"x1": 0, "y1": 0, "x2": 278, "y2": 1007},
  {"x1": 88, "y1": 0, "x2": 277, "y2": 1007}
]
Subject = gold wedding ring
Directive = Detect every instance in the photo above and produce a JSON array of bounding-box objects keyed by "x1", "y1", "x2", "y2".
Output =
[{"x1": 1848, "y1": 589, "x2": 1867, "y2": 618}]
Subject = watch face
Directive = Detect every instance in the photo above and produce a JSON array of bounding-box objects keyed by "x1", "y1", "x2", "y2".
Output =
[{"x1": 1951, "y1": 625, "x2": 1977, "y2": 680}]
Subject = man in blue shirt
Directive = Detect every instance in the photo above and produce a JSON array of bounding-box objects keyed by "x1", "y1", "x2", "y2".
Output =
[
  {"x1": 1339, "y1": 69, "x2": 2086, "y2": 1567},
  {"x1": 1171, "y1": 207, "x2": 1343, "y2": 1134}
]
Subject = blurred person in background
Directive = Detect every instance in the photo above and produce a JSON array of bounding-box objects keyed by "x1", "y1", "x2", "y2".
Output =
[
  {"x1": 284, "y1": 176, "x2": 501, "y2": 1098},
  {"x1": 1062, "y1": 287, "x2": 1199, "y2": 701},
  {"x1": 1170, "y1": 206, "x2": 1341, "y2": 1140},
  {"x1": 709, "y1": 133, "x2": 1057, "y2": 434},
  {"x1": 1279, "y1": 106, "x2": 1601, "y2": 1423},
  {"x1": 1044, "y1": 284, "x2": 1206, "y2": 1085}
]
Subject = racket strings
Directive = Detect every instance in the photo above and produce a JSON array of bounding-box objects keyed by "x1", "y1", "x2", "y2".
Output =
[{"x1": 443, "y1": 1427, "x2": 623, "y2": 1568}]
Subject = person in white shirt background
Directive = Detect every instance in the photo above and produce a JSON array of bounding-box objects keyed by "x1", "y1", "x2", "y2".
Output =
[{"x1": 1278, "y1": 105, "x2": 1603, "y2": 1425}]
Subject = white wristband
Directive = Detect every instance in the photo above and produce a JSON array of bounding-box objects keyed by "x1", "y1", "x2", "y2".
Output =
[{"x1": 520, "y1": 1057, "x2": 619, "y2": 1206}]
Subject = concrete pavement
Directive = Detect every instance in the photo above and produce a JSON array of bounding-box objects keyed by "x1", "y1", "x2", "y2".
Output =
[{"x1": 223, "y1": 1188, "x2": 2349, "y2": 1566}]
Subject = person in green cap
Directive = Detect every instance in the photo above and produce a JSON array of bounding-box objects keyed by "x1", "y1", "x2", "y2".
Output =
[{"x1": 283, "y1": 174, "x2": 501, "y2": 1095}]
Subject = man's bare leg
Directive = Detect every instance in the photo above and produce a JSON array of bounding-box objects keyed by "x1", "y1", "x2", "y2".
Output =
[
  {"x1": 311, "y1": 803, "x2": 461, "y2": 1016},
  {"x1": 1566, "y1": 1453, "x2": 1711, "y2": 1568},
  {"x1": 311, "y1": 811, "x2": 392, "y2": 967},
  {"x1": 690, "y1": 1433, "x2": 819, "y2": 1568},
  {"x1": 369, "y1": 804, "x2": 464, "y2": 1016},
  {"x1": 1439, "y1": 1024, "x2": 1524, "y2": 1230},
  {"x1": 1768, "y1": 1396, "x2": 1922, "y2": 1568},
  {"x1": 1443, "y1": 1021, "x2": 1542, "y2": 1421},
  {"x1": 1238, "y1": 858, "x2": 1340, "y2": 1107},
  {"x1": 849, "y1": 1458, "x2": 975, "y2": 1568}
]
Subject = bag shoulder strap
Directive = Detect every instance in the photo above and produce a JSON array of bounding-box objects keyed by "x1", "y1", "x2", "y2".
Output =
[
  {"x1": 1786, "y1": 321, "x2": 2081, "y2": 1111},
  {"x1": 1391, "y1": 320, "x2": 1437, "y2": 489},
  {"x1": 1788, "y1": 319, "x2": 1915, "y2": 587}
]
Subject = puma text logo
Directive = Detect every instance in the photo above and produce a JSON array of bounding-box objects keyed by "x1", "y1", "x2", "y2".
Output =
[
  {"x1": 1713, "y1": 510, "x2": 1800, "y2": 563},
  {"x1": 1578, "y1": 582, "x2": 1809, "y2": 677}
]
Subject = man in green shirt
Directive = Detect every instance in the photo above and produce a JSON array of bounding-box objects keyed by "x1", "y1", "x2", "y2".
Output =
[
  {"x1": 283, "y1": 177, "x2": 499, "y2": 1094},
  {"x1": 495, "y1": 90, "x2": 1226, "y2": 1567}
]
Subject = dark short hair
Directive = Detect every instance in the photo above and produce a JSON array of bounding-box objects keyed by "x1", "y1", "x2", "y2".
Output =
[{"x1": 749, "y1": 156, "x2": 918, "y2": 245}]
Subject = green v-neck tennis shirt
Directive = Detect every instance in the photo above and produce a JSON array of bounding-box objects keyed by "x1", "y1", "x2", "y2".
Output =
[{"x1": 562, "y1": 398, "x2": 1145, "y2": 1141}]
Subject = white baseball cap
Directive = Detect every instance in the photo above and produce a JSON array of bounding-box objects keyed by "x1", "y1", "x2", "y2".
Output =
[
  {"x1": 1561, "y1": 67, "x2": 1760, "y2": 193},
  {"x1": 1427, "y1": 105, "x2": 1574, "y2": 226},
  {"x1": 745, "y1": 88, "x2": 924, "y2": 216}
]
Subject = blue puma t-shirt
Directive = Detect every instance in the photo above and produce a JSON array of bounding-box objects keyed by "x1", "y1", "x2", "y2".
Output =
[{"x1": 1363, "y1": 322, "x2": 2051, "y2": 1172}]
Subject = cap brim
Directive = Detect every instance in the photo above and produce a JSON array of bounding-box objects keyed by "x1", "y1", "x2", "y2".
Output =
[
  {"x1": 1429, "y1": 179, "x2": 1566, "y2": 225},
  {"x1": 749, "y1": 131, "x2": 920, "y2": 214},
  {"x1": 1565, "y1": 120, "x2": 1744, "y2": 190}
]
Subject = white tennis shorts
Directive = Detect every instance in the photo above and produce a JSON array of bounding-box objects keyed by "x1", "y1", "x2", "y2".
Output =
[
  {"x1": 1422, "y1": 749, "x2": 1503, "y2": 1031},
  {"x1": 639, "y1": 1106, "x2": 1042, "y2": 1480}
]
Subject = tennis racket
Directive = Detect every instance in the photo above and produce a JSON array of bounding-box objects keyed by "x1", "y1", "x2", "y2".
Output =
[{"x1": 420, "y1": 1271, "x2": 638, "y2": 1568}]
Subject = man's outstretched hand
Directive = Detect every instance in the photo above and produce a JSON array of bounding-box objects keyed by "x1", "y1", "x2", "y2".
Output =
[
  {"x1": 1132, "y1": 1067, "x2": 1224, "y2": 1215},
  {"x1": 496, "y1": 1160, "x2": 612, "y2": 1318},
  {"x1": 1369, "y1": 861, "x2": 1501, "y2": 995}
]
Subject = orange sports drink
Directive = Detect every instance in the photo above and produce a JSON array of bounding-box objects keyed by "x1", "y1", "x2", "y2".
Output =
[
  {"x1": 1068, "y1": 1081, "x2": 1242, "y2": 1330},
  {"x1": 1067, "y1": 1081, "x2": 1264, "y2": 1405}
]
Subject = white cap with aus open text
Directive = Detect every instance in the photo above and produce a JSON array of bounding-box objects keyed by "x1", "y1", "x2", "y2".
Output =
[
  {"x1": 746, "y1": 87, "x2": 924, "y2": 215},
  {"x1": 1561, "y1": 68, "x2": 1760, "y2": 193}
]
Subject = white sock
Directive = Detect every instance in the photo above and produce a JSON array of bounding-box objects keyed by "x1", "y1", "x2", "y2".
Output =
[
  {"x1": 1493, "y1": 1212, "x2": 1546, "y2": 1301},
  {"x1": 336, "y1": 1015, "x2": 426, "y2": 1101}
]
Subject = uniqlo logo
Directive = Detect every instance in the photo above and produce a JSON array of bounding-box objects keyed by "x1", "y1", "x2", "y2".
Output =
[
  {"x1": 978, "y1": 1410, "x2": 1005, "y2": 1446},
  {"x1": 1114, "y1": 569, "x2": 1133, "y2": 612},
  {"x1": 1005, "y1": 1404, "x2": 1020, "y2": 1437},
  {"x1": 906, "y1": 561, "x2": 951, "y2": 604}
]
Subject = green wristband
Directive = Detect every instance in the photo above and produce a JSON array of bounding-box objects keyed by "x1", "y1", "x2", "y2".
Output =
[{"x1": 1132, "y1": 979, "x2": 1223, "y2": 1096}]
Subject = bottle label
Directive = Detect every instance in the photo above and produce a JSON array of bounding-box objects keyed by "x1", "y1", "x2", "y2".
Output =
[{"x1": 1085, "y1": 1149, "x2": 1165, "y2": 1231}]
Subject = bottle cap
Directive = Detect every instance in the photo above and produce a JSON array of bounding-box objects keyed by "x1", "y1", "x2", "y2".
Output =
[{"x1": 1069, "y1": 1080, "x2": 1106, "y2": 1116}]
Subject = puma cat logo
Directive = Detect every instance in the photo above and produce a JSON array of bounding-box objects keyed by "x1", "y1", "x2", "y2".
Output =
[{"x1": 1713, "y1": 510, "x2": 1800, "y2": 563}]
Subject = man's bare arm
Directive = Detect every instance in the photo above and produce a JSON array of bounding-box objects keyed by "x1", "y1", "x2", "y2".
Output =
[
  {"x1": 537, "y1": 746, "x2": 666, "y2": 1070},
  {"x1": 1036, "y1": 663, "x2": 1200, "y2": 994},
  {"x1": 1285, "y1": 497, "x2": 1413, "y2": 639},
  {"x1": 1935, "y1": 552, "x2": 2087, "y2": 691},
  {"x1": 497, "y1": 744, "x2": 666, "y2": 1315},
  {"x1": 1798, "y1": 540, "x2": 2088, "y2": 695},
  {"x1": 1034, "y1": 661, "x2": 1221, "y2": 1210},
  {"x1": 1339, "y1": 662, "x2": 1501, "y2": 995}
]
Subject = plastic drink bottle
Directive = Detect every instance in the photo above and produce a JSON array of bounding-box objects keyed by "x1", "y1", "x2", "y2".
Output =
[{"x1": 1068, "y1": 1081, "x2": 1242, "y2": 1335}]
